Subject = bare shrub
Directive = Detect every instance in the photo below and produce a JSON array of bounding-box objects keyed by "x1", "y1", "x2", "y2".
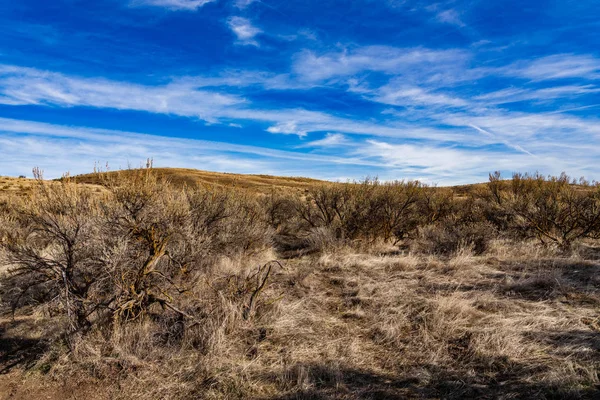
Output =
[
  {"x1": 262, "y1": 189, "x2": 297, "y2": 232},
  {"x1": 412, "y1": 192, "x2": 496, "y2": 256},
  {"x1": 295, "y1": 179, "x2": 441, "y2": 247},
  {"x1": 99, "y1": 171, "x2": 195, "y2": 323},
  {"x1": 413, "y1": 220, "x2": 497, "y2": 256},
  {"x1": 0, "y1": 177, "x2": 104, "y2": 331},
  {"x1": 372, "y1": 180, "x2": 423, "y2": 243},
  {"x1": 1, "y1": 169, "x2": 275, "y2": 335},
  {"x1": 216, "y1": 190, "x2": 273, "y2": 256},
  {"x1": 417, "y1": 186, "x2": 455, "y2": 225},
  {"x1": 487, "y1": 171, "x2": 600, "y2": 249}
]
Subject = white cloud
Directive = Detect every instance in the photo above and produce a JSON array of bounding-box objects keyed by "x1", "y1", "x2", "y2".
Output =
[
  {"x1": 291, "y1": 46, "x2": 600, "y2": 91},
  {"x1": 368, "y1": 81, "x2": 469, "y2": 108},
  {"x1": 474, "y1": 85, "x2": 600, "y2": 104},
  {"x1": 0, "y1": 64, "x2": 484, "y2": 142},
  {"x1": 355, "y1": 139, "x2": 596, "y2": 184},
  {"x1": 439, "y1": 109, "x2": 600, "y2": 140},
  {"x1": 4, "y1": 52, "x2": 600, "y2": 181},
  {"x1": 3, "y1": 117, "x2": 594, "y2": 185},
  {"x1": 360, "y1": 140, "x2": 483, "y2": 172},
  {"x1": 292, "y1": 46, "x2": 470, "y2": 82},
  {"x1": 299, "y1": 133, "x2": 351, "y2": 148},
  {"x1": 234, "y1": 0, "x2": 257, "y2": 9},
  {"x1": 266, "y1": 121, "x2": 308, "y2": 136},
  {"x1": 503, "y1": 54, "x2": 600, "y2": 81},
  {"x1": 130, "y1": 0, "x2": 215, "y2": 11},
  {"x1": 299, "y1": 46, "x2": 600, "y2": 157},
  {"x1": 0, "y1": 65, "x2": 244, "y2": 122},
  {"x1": 436, "y1": 9, "x2": 465, "y2": 27},
  {"x1": 227, "y1": 16, "x2": 262, "y2": 46},
  {"x1": 0, "y1": 118, "x2": 384, "y2": 179}
]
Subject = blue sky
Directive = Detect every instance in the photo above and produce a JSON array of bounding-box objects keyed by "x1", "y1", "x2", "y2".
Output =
[{"x1": 0, "y1": 0, "x2": 599, "y2": 184}]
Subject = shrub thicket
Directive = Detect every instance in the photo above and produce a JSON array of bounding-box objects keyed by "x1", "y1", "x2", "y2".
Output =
[
  {"x1": 2, "y1": 167, "x2": 600, "y2": 388},
  {"x1": 0, "y1": 170, "x2": 274, "y2": 334},
  {"x1": 294, "y1": 179, "x2": 453, "y2": 246},
  {"x1": 486, "y1": 172, "x2": 600, "y2": 249}
]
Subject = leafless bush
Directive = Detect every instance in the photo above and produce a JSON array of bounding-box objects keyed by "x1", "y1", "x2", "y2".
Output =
[
  {"x1": 294, "y1": 179, "x2": 449, "y2": 247},
  {"x1": 262, "y1": 189, "x2": 297, "y2": 232},
  {"x1": 1, "y1": 169, "x2": 276, "y2": 336},
  {"x1": 372, "y1": 180, "x2": 423, "y2": 243},
  {"x1": 0, "y1": 177, "x2": 104, "y2": 331},
  {"x1": 413, "y1": 220, "x2": 497, "y2": 256},
  {"x1": 487, "y1": 171, "x2": 600, "y2": 249}
]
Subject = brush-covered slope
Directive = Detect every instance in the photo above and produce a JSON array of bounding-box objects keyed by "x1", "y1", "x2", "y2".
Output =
[{"x1": 72, "y1": 168, "x2": 327, "y2": 194}]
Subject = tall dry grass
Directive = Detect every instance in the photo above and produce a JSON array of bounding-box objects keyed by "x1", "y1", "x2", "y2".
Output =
[{"x1": 0, "y1": 168, "x2": 599, "y2": 399}]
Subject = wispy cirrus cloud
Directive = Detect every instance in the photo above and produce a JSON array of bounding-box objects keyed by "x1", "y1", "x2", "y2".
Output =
[
  {"x1": 3, "y1": 56, "x2": 600, "y2": 149},
  {"x1": 292, "y1": 46, "x2": 600, "y2": 89},
  {"x1": 436, "y1": 9, "x2": 465, "y2": 27},
  {"x1": 227, "y1": 16, "x2": 262, "y2": 46},
  {"x1": 3, "y1": 45, "x2": 600, "y2": 182},
  {"x1": 439, "y1": 110, "x2": 600, "y2": 140},
  {"x1": 366, "y1": 81, "x2": 469, "y2": 108},
  {"x1": 0, "y1": 64, "x2": 476, "y2": 142},
  {"x1": 0, "y1": 117, "x2": 386, "y2": 179},
  {"x1": 234, "y1": 0, "x2": 258, "y2": 9},
  {"x1": 354, "y1": 137, "x2": 600, "y2": 183},
  {"x1": 474, "y1": 85, "x2": 600, "y2": 104},
  {"x1": 130, "y1": 0, "x2": 215, "y2": 11},
  {"x1": 504, "y1": 54, "x2": 600, "y2": 81},
  {"x1": 292, "y1": 46, "x2": 470, "y2": 82},
  {"x1": 2, "y1": 116, "x2": 592, "y2": 185},
  {"x1": 0, "y1": 65, "x2": 244, "y2": 122},
  {"x1": 299, "y1": 133, "x2": 352, "y2": 148}
]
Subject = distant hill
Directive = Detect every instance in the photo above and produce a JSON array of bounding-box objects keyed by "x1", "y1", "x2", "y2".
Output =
[
  {"x1": 0, "y1": 176, "x2": 36, "y2": 198},
  {"x1": 2, "y1": 168, "x2": 492, "y2": 198},
  {"x1": 0, "y1": 175, "x2": 106, "y2": 199},
  {"x1": 71, "y1": 168, "x2": 327, "y2": 194}
]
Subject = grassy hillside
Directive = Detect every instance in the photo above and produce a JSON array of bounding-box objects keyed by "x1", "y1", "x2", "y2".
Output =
[
  {"x1": 0, "y1": 176, "x2": 36, "y2": 198},
  {"x1": 3, "y1": 168, "x2": 485, "y2": 199},
  {"x1": 72, "y1": 168, "x2": 326, "y2": 194},
  {"x1": 0, "y1": 176, "x2": 105, "y2": 200}
]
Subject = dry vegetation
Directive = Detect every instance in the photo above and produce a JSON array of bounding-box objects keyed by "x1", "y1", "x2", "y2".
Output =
[
  {"x1": 73, "y1": 167, "x2": 324, "y2": 195},
  {"x1": 0, "y1": 176, "x2": 38, "y2": 199},
  {"x1": 0, "y1": 168, "x2": 599, "y2": 399}
]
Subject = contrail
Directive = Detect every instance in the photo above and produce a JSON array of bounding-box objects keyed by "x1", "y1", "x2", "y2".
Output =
[{"x1": 468, "y1": 123, "x2": 537, "y2": 157}]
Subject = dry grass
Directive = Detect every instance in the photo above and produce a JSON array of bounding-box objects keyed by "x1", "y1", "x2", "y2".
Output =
[
  {"x1": 2, "y1": 242, "x2": 598, "y2": 399},
  {"x1": 0, "y1": 176, "x2": 105, "y2": 200},
  {"x1": 72, "y1": 168, "x2": 325, "y2": 195},
  {"x1": 1, "y1": 169, "x2": 599, "y2": 399},
  {"x1": 0, "y1": 177, "x2": 36, "y2": 199}
]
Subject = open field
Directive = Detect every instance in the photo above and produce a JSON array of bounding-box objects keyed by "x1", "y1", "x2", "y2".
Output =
[{"x1": 0, "y1": 168, "x2": 599, "y2": 399}]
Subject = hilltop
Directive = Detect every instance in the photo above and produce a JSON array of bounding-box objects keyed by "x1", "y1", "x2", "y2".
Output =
[
  {"x1": 3, "y1": 168, "x2": 495, "y2": 199},
  {"x1": 71, "y1": 168, "x2": 327, "y2": 194}
]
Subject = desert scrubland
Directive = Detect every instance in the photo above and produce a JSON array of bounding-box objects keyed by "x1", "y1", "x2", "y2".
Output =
[{"x1": 0, "y1": 168, "x2": 598, "y2": 399}]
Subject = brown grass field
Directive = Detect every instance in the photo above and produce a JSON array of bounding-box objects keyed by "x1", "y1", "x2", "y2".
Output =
[
  {"x1": 0, "y1": 168, "x2": 598, "y2": 399},
  {"x1": 73, "y1": 168, "x2": 325, "y2": 194}
]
